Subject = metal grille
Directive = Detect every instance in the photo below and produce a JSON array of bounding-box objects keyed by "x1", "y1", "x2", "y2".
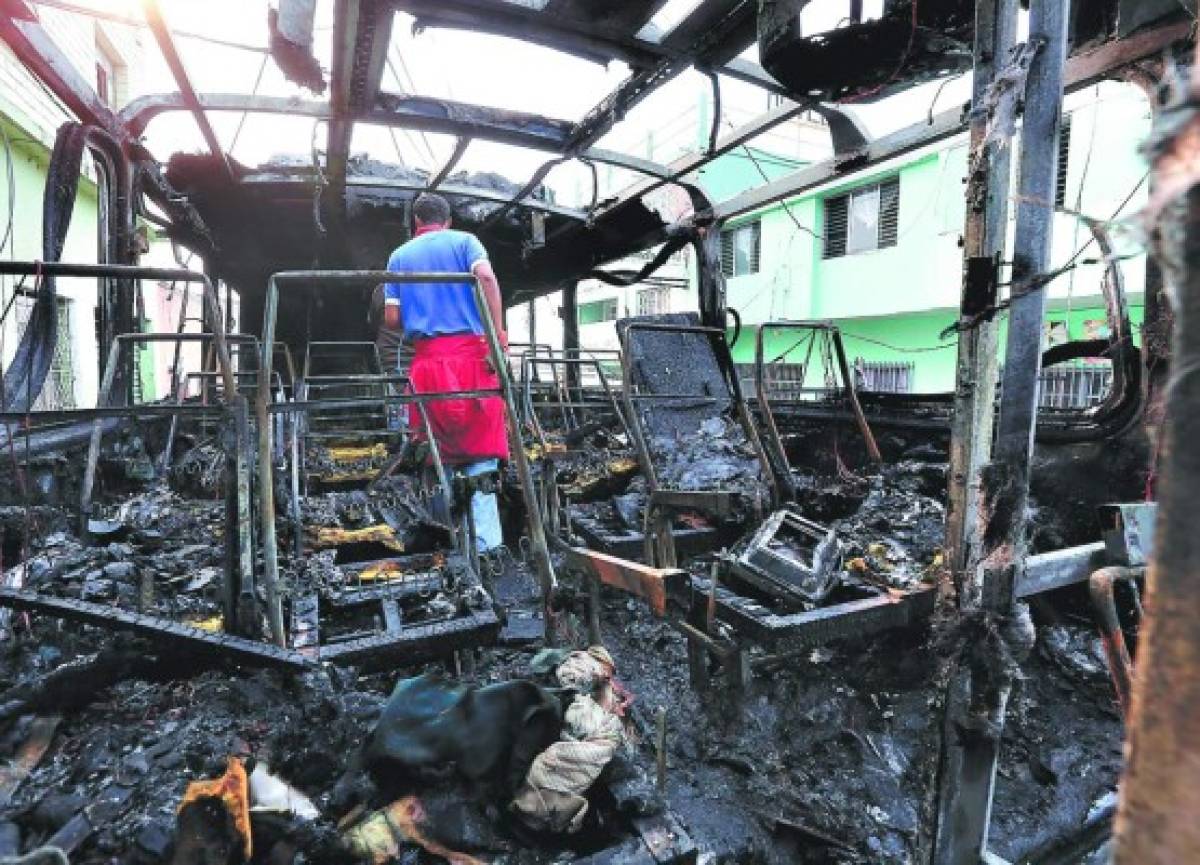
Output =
[
  {"x1": 1038, "y1": 361, "x2": 1112, "y2": 409},
  {"x1": 879, "y1": 177, "x2": 900, "y2": 247},
  {"x1": 636, "y1": 286, "x2": 670, "y2": 316},
  {"x1": 736, "y1": 362, "x2": 808, "y2": 400},
  {"x1": 854, "y1": 359, "x2": 913, "y2": 394},
  {"x1": 12, "y1": 293, "x2": 75, "y2": 410},
  {"x1": 1055, "y1": 115, "x2": 1072, "y2": 208}
]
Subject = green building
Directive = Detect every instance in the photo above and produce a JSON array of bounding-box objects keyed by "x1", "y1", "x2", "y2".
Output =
[{"x1": 706, "y1": 80, "x2": 1151, "y2": 396}]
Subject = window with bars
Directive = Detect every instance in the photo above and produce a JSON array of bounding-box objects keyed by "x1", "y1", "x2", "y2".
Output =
[
  {"x1": 13, "y1": 293, "x2": 75, "y2": 410},
  {"x1": 822, "y1": 176, "x2": 900, "y2": 259},
  {"x1": 853, "y1": 358, "x2": 914, "y2": 394},
  {"x1": 636, "y1": 286, "x2": 670, "y2": 316},
  {"x1": 578, "y1": 297, "x2": 618, "y2": 325},
  {"x1": 720, "y1": 220, "x2": 761, "y2": 277},
  {"x1": 1055, "y1": 115, "x2": 1072, "y2": 208}
]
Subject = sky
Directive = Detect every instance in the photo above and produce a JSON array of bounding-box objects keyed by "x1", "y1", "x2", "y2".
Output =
[{"x1": 50, "y1": 0, "x2": 980, "y2": 208}]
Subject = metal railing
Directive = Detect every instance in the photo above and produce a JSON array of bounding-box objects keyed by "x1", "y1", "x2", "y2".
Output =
[{"x1": 1038, "y1": 361, "x2": 1113, "y2": 410}]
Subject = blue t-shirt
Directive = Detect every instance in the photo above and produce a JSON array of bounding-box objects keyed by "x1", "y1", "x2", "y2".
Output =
[{"x1": 383, "y1": 228, "x2": 489, "y2": 340}]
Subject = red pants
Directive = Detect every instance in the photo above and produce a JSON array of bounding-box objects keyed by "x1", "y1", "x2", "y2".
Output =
[{"x1": 408, "y1": 334, "x2": 509, "y2": 464}]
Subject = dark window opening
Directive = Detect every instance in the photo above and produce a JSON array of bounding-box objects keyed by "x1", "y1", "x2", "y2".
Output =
[
  {"x1": 823, "y1": 176, "x2": 900, "y2": 259},
  {"x1": 720, "y1": 220, "x2": 761, "y2": 277}
]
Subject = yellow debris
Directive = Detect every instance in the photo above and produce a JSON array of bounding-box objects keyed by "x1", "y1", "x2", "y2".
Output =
[
  {"x1": 326, "y1": 444, "x2": 388, "y2": 462},
  {"x1": 314, "y1": 469, "x2": 377, "y2": 483},
  {"x1": 309, "y1": 524, "x2": 404, "y2": 552},
  {"x1": 358, "y1": 561, "x2": 405, "y2": 582},
  {"x1": 188, "y1": 615, "x2": 224, "y2": 633}
]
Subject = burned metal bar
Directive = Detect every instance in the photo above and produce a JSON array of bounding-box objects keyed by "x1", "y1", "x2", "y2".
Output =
[
  {"x1": 559, "y1": 545, "x2": 688, "y2": 618},
  {"x1": 692, "y1": 576, "x2": 937, "y2": 651},
  {"x1": 140, "y1": 0, "x2": 234, "y2": 182},
  {"x1": 325, "y1": 0, "x2": 363, "y2": 204},
  {"x1": 0, "y1": 588, "x2": 314, "y2": 670},
  {"x1": 1015, "y1": 542, "x2": 1107, "y2": 598},
  {"x1": 712, "y1": 15, "x2": 1191, "y2": 226},
  {"x1": 124, "y1": 89, "x2": 673, "y2": 187},
  {"x1": 428, "y1": 136, "x2": 470, "y2": 190},
  {"x1": 932, "y1": 2, "x2": 1071, "y2": 862},
  {"x1": 1088, "y1": 565, "x2": 1143, "y2": 719},
  {"x1": 945, "y1": 0, "x2": 1019, "y2": 579},
  {"x1": 318, "y1": 609, "x2": 500, "y2": 664}
]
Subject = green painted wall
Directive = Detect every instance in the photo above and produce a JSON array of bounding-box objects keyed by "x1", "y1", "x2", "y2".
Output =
[
  {"x1": 734, "y1": 301, "x2": 1145, "y2": 393},
  {"x1": 703, "y1": 82, "x2": 1154, "y2": 393}
]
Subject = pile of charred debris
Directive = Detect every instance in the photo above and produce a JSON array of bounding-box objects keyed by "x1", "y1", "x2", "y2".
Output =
[{"x1": 0, "y1": 311, "x2": 1136, "y2": 865}]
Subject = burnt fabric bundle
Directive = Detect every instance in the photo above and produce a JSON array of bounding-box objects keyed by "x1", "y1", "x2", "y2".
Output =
[
  {"x1": 364, "y1": 673, "x2": 563, "y2": 794},
  {"x1": 511, "y1": 694, "x2": 625, "y2": 833}
]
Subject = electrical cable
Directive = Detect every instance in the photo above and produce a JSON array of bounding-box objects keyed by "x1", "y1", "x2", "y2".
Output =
[
  {"x1": 0, "y1": 121, "x2": 14, "y2": 256},
  {"x1": 839, "y1": 0, "x2": 921, "y2": 105},
  {"x1": 229, "y1": 51, "x2": 270, "y2": 155}
]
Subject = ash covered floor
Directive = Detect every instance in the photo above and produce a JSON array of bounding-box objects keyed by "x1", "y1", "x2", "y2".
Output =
[{"x1": 0, "y1": 452, "x2": 1124, "y2": 863}]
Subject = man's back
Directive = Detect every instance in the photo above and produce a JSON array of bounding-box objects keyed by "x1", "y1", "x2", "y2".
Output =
[{"x1": 385, "y1": 228, "x2": 488, "y2": 341}]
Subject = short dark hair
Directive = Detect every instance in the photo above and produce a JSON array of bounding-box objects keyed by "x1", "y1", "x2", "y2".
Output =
[{"x1": 413, "y1": 193, "x2": 451, "y2": 226}]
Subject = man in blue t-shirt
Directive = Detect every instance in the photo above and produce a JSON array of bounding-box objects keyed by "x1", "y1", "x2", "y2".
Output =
[{"x1": 381, "y1": 193, "x2": 509, "y2": 549}]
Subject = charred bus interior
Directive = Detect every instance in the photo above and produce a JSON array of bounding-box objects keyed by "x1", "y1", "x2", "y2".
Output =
[{"x1": 0, "y1": 0, "x2": 1196, "y2": 863}]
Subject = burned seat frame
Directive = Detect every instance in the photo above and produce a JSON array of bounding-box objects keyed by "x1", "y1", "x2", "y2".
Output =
[{"x1": 256, "y1": 271, "x2": 558, "y2": 650}]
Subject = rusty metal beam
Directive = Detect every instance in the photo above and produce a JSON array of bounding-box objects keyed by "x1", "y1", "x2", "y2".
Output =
[
  {"x1": 561, "y1": 546, "x2": 688, "y2": 618},
  {"x1": 1113, "y1": 53, "x2": 1200, "y2": 864},
  {"x1": 123, "y1": 92, "x2": 674, "y2": 183},
  {"x1": 359, "y1": 1, "x2": 394, "y2": 109},
  {"x1": 326, "y1": 0, "x2": 363, "y2": 202},
  {"x1": 946, "y1": 0, "x2": 1020, "y2": 583},
  {"x1": 140, "y1": 0, "x2": 233, "y2": 182}
]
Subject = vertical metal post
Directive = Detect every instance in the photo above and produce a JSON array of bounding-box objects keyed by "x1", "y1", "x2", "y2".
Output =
[
  {"x1": 1113, "y1": 58, "x2": 1200, "y2": 864},
  {"x1": 830, "y1": 328, "x2": 882, "y2": 463},
  {"x1": 159, "y1": 281, "x2": 191, "y2": 473},
  {"x1": 473, "y1": 279, "x2": 560, "y2": 639},
  {"x1": 255, "y1": 277, "x2": 288, "y2": 647},
  {"x1": 945, "y1": 0, "x2": 1019, "y2": 581},
  {"x1": 991, "y1": 0, "x2": 1068, "y2": 542},
  {"x1": 931, "y1": 1, "x2": 1068, "y2": 862},
  {"x1": 562, "y1": 282, "x2": 580, "y2": 395}
]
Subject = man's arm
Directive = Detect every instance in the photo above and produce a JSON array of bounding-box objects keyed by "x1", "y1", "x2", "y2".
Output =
[
  {"x1": 472, "y1": 259, "x2": 508, "y2": 349},
  {"x1": 383, "y1": 298, "x2": 401, "y2": 331}
]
